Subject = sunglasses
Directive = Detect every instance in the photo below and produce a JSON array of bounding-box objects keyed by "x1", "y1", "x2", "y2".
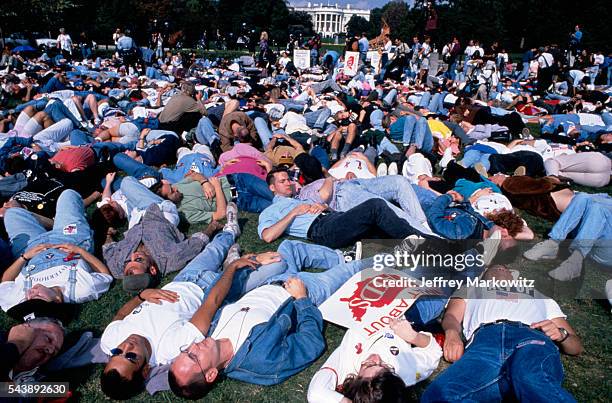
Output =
[{"x1": 110, "y1": 348, "x2": 139, "y2": 364}]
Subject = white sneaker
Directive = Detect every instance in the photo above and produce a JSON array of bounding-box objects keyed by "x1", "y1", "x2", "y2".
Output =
[
  {"x1": 342, "y1": 241, "x2": 362, "y2": 262},
  {"x1": 223, "y1": 202, "x2": 241, "y2": 238},
  {"x1": 394, "y1": 235, "x2": 425, "y2": 255},
  {"x1": 402, "y1": 160, "x2": 410, "y2": 178},
  {"x1": 548, "y1": 250, "x2": 584, "y2": 281},
  {"x1": 439, "y1": 147, "x2": 454, "y2": 168},
  {"x1": 523, "y1": 239, "x2": 559, "y2": 261},
  {"x1": 377, "y1": 163, "x2": 388, "y2": 177},
  {"x1": 388, "y1": 162, "x2": 398, "y2": 176},
  {"x1": 223, "y1": 243, "x2": 242, "y2": 271},
  {"x1": 606, "y1": 280, "x2": 612, "y2": 308}
]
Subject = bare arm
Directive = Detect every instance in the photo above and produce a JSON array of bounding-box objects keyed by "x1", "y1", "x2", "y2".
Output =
[
  {"x1": 532, "y1": 318, "x2": 584, "y2": 356},
  {"x1": 441, "y1": 298, "x2": 466, "y2": 362},
  {"x1": 261, "y1": 204, "x2": 315, "y2": 243},
  {"x1": 317, "y1": 177, "x2": 336, "y2": 204},
  {"x1": 210, "y1": 177, "x2": 227, "y2": 221},
  {"x1": 189, "y1": 257, "x2": 258, "y2": 333}
]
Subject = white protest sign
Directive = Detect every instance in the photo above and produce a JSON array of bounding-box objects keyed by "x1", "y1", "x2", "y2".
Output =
[
  {"x1": 320, "y1": 268, "x2": 442, "y2": 339},
  {"x1": 293, "y1": 49, "x2": 310, "y2": 70},
  {"x1": 367, "y1": 51, "x2": 381, "y2": 73},
  {"x1": 343, "y1": 51, "x2": 360, "y2": 76}
]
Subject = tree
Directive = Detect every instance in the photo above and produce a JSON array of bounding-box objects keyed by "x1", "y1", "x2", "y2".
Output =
[
  {"x1": 287, "y1": 11, "x2": 314, "y2": 37},
  {"x1": 381, "y1": 0, "x2": 415, "y2": 41},
  {"x1": 346, "y1": 15, "x2": 371, "y2": 38},
  {"x1": 368, "y1": 7, "x2": 384, "y2": 39}
]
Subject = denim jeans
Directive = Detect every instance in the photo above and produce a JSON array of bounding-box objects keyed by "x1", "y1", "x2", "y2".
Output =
[
  {"x1": 32, "y1": 119, "x2": 74, "y2": 153},
  {"x1": 549, "y1": 193, "x2": 612, "y2": 265},
  {"x1": 516, "y1": 61, "x2": 530, "y2": 81},
  {"x1": 112, "y1": 153, "x2": 161, "y2": 184},
  {"x1": 304, "y1": 108, "x2": 331, "y2": 130},
  {"x1": 232, "y1": 173, "x2": 274, "y2": 213},
  {"x1": 277, "y1": 99, "x2": 306, "y2": 113},
  {"x1": 45, "y1": 101, "x2": 82, "y2": 129},
  {"x1": 253, "y1": 117, "x2": 272, "y2": 147},
  {"x1": 422, "y1": 323, "x2": 576, "y2": 403},
  {"x1": 310, "y1": 145, "x2": 331, "y2": 169},
  {"x1": 174, "y1": 231, "x2": 285, "y2": 295},
  {"x1": 460, "y1": 149, "x2": 491, "y2": 171},
  {"x1": 383, "y1": 89, "x2": 397, "y2": 106},
  {"x1": 402, "y1": 116, "x2": 434, "y2": 152},
  {"x1": 541, "y1": 114, "x2": 580, "y2": 134},
  {"x1": 195, "y1": 116, "x2": 220, "y2": 146},
  {"x1": 120, "y1": 176, "x2": 164, "y2": 212},
  {"x1": 308, "y1": 199, "x2": 427, "y2": 249},
  {"x1": 265, "y1": 242, "x2": 371, "y2": 306},
  {"x1": 4, "y1": 189, "x2": 93, "y2": 259},
  {"x1": 334, "y1": 176, "x2": 432, "y2": 236}
]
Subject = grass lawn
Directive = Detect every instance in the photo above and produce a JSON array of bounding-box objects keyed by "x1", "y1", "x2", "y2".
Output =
[{"x1": 1, "y1": 123, "x2": 611, "y2": 401}]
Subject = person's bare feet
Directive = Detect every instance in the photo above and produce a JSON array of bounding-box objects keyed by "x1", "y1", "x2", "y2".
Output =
[{"x1": 204, "y1": 220, "x2": 224, "y2": 238}]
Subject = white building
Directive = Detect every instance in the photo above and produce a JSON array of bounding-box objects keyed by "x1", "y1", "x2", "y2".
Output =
[{"x1": 291, "y1": 2, "x2": 370, "y2": 39}]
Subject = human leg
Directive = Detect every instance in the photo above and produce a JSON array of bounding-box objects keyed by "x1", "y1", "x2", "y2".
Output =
[
  {"x1": 174, "y1": 231, "x2": 234, "y2": 283},
  {"x1": 3, "y1": 208, "x2": 47, "y2": 256},
  {"x1": 233, "y1": 173, "x2": 274, "y2": 213},
  {"x1": 112, "y1": 152, "x2": 159, "y2": 180},
  {"x1": 253, "y1": 117, "x2": 272, "y2": 147},
  {"x1": 120, "y1": 176, "x2": 164, "y2": 210},
  {"x1": 545, "y1": 152, "x2": 611, "y2": 187}
]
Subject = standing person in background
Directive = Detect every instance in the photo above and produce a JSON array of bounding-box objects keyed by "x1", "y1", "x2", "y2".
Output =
[
  {"x1": 258, "y1": 31, "x2": 269, "y2": 67},
  {"x1": 309, "y1": 34, "x2": 322, "y2": 66},
  {"x1": 79, "y1": 32, "x2": 93, "y2": 61},
  {"x1": 424, "y1": 1, "x2": 439, "y2": 48},
  {"x1": 56, "y1": 28, "x2": 73, "y2": 60},
  {"x1": 358, "y1": 32, "x2": 369, "y2": 65},
  {"x1": 537, "y1": 47, "x2": 555, "y2": 94}
]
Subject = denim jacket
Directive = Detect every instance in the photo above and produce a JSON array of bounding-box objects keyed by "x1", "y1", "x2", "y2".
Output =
[
  {"x1": 208, "y1": 295, "x2": 325, "y2": 385},
  {"x1": 428, "y1": 194, "x2": 493, "y2": 239}
]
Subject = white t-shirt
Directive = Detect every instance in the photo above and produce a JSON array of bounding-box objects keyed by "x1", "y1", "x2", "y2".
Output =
[
  {"x1": 472, "y1": 193, "x2": 513, "y2": 216},
  {"x1": 57, "y1": 34, "x2": 72, "y2": 51},
  {"x1": 462, "y1": 287, "x2": 566, "y2": 340},
  {"x1": 537, "y1": 53, "x2": 554, "y2": 69},
  {"x1": 0, "y1": 259, "x2": 112, "y2": 311},
  {"x1": 329, "y1": 157, "x2": 375, "y2": 180},
  {"x1": 101, "y1": 282, "x2": 204, "y2": 366},
  {"x1": 210, "y1": 285, "x2": 290, "y2": 354},
  {"x1": 307, "y1": 328, "x2": 442, "y2": 403},
  {"x1": 279, "y1": 111, "x2": 310, "y2": 135}
]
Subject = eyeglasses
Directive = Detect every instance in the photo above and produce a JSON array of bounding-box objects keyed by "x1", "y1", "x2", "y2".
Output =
[
  {"x1": 110, "y1": 348, "x2": 139, "y2": 364},
  {"x1": 179, "y1": 344, "x2": 206, "y2": 380},
  {"x1": 360, "y1": 360, "x2": 395, "y2": 373}
]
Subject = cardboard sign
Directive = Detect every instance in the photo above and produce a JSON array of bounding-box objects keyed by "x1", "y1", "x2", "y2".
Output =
[
  {"x1": 320, "y1": 268, "x2": 442, "y2": 339},
  {"x1": 293, "y1": 49, "x2": 311, "y2": 70},
  {"x1": 343, "y1": 51, "x2": 360, "y2": 76},
  {"x1": 367, "y1": 51, "x2": 381, "y2": 73}
]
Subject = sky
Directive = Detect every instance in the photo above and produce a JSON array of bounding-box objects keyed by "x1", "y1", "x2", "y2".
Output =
[{"x1": 289, "y1": 1, "x2": 415, "y2": 10}]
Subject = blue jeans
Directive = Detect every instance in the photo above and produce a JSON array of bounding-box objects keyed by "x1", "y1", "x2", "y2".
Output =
[
  {"x1": 120, "y1": 176, "x2": 164, "y2": 212},
  {"x1": 232, "y1": 173, "x2": 274, "y2": 213},
  {"x1": 549, "y1": 193, "x2": 612, "y2": 265},
  {"x1": 45, "y1": 102, "x2": 82, "y2": 129},
  {"x1": 253, "y1": 117, "x2": 272, "y2": 147},
  {"x1": 402, "y1": 116, "x2": 434, "y2": 152},
  {"x1": 516, "y1": 61, "x2": 530, "y2": 81},
  {"x1": 310, "y1": 145, "x2": 331, "y2": 169},
  {"x1": 111, "y1": 153, "x2": 161, "y2": 191},
  {"x1": 195, "y1": 116, "x2": 220, "y2": 146},
  {"x1": 542, "y1": 114, "x2": 580, "y2": 134},
  {"x1": 4, "y1": 189, "x2": 93, "y2": 260},
  {"x1": 422, "y1": 323, "x2": 576, "y2": 403},
  {"x1": 460, "y1": 149, "x2": 491, "y2": 170},
  {"x1": 334, "y1": 176, "x2": 431, "y2": 236},
  {"x1": 264, "y1": 242, "x2": 370, "y2": 306},
  {"x1": 383, "y1": 89, "x2": 397, "y2": 106},
  {"x1": 277, "y1": 99, "x2": 306, "y2": 113},
  {"x1": 174, "y1": 231, "x2": 286, "y2": 296},
  {"x1": 304, "y1": 108, "x2": 331, "y2": 130}
]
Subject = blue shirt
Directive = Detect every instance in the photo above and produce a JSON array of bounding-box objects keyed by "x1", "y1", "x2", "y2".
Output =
[
  {"x1": 258, "y1": 196, "x2": 320, "y2": 239},
  {"x1": 358, "y1": 37, "x2": 369, "y2": 53}
]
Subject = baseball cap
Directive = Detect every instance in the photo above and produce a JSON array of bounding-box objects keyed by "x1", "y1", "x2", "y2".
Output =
[{"x1": 7, "y1": 299, "x2": 76, "y2": 324}]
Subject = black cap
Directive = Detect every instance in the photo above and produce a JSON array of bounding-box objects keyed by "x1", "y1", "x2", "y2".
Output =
[
  {"x1": 7, "y1": 299, "x2": 77, "y2": 324},
  {"x1": 122, "y1": 273, "x2": 154, "y2": 293}
]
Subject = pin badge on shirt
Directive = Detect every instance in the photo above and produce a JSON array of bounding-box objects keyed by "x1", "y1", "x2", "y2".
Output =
[
  {"x1": 389, "y1": 346, "x2": 399, "y2": 356},
  {"x1": 63, "y1": 224, "x2": 78, "y2": 235},
  {"x1": 354, "y1": 343, "x2": 363, "y2": 354}
]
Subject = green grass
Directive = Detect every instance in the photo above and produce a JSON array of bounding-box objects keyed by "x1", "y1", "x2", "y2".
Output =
[{"x1": 2, "y1": 122, "x2": 611, "y2": 401}]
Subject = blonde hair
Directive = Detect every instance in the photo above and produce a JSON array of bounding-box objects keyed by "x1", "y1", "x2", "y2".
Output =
[{"x1": 260, "y1": 31, "x2": 269, "y2": 41}]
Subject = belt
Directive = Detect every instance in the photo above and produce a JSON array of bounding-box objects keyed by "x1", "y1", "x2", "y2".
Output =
[
  {"x1": 478, "y1": 319, "x2": 529, "y2": 330},
  {"x1": 306, "y1": 211, "x2": 331, "y2": 239}
]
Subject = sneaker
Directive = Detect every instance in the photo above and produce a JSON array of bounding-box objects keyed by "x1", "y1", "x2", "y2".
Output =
[
  {"x1": 523, "y1": 239, "x2": 559, "y2": 261},
  {"x1": 342, "y1": 241, "x2": 362, "y2": 263},
  {"x1": 439, "y1": 147, "x2": 454, "y2": 168},
  {"x1": 388, "y1": 162, "x2": 398, "y2": 176},
  {"x1": 223, "y1": 202, "x2": 240, "y2": 238},
  {"x1": 548, "y1": 250, "x2": 584, "y2": 281},
  {"x1": 513, "y1": 165, "x2": 526, "y2": 176},
  {"x1": 223, "y1": 243, "x2": 242, "y2": 271},
  {"x1": 480, "y1": 229, "x2": 502, "y2": 267},
  {"x1": 191, "y1": 231, "x2": 210, "y2": 244},
  {"x1": 377, "y1": 162, "x2": 388, "y2": 177},
  {"x1": 521, "y1": 127, "x2": 532, "y2": 139},
  {"x1": 606, "y1": 279, "x2": 612, "y2": 308},
  {"x1": 393, "y1": 235, "x2": 425, "y2": 255}
]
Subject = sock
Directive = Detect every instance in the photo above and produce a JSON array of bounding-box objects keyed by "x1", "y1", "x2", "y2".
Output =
[{"x1": 330, "y1": 148, "x2": 338, "y2": 159}]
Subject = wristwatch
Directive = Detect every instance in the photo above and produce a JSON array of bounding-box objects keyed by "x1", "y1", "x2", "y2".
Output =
[{"x1": 558, "y1": 327, "x2": 570, "y2": 343}]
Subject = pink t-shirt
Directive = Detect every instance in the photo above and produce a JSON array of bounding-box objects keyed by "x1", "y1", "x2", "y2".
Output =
[{"x1": 216, "y1": 143, "x2": 270, "y2": 180}]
